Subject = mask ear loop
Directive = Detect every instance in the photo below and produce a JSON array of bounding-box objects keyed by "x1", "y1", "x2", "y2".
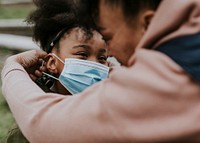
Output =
[
  {"x1": 42, "y1": 72, "x2": 59, "y2": 81},
  {"x1": 51, "y1": 53, "x2": 65, "y2": 64}
]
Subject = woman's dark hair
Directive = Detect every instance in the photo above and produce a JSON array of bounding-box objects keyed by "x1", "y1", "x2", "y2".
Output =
[
  {"x1": 26, "y1": 0, "x2": 96, "y2": 53},
  {"x1": 89, "y1": 0, "x2": 162, "y2": 24}
]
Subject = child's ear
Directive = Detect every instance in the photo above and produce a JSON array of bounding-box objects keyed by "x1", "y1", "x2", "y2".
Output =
[{"x1": 46, "y1": 54, "x2": 59, "y2": 74}]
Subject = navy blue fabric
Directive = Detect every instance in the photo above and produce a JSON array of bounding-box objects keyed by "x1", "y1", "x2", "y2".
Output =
[{"x1": 156, "y1": 33, "x2": 200, "y2": 83}]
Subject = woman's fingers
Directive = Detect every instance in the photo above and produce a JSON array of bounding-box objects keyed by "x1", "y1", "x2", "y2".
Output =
[
  {"x1": 35, "y1": 70, "x2": 43, "y2": 77},
  {"x1": 29, "y1": 74, "x2": 38, "y2": 82},
  {"x1": 14, "y1": 50, "x2": 47, "y2": 69}
]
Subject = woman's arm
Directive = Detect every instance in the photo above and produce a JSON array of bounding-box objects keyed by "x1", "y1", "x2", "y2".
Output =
[{"x1": 2, "y1": 50, "x2": 200, "y2": 143}]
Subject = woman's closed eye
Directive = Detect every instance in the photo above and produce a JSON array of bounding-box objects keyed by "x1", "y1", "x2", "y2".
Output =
[{"x1": 103, "y1": 36, "x2": 112, "y2": 44}]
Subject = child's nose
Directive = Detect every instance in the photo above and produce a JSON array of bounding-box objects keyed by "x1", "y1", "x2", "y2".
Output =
[{"x1": 88, "y1": 57, "x2": 98, "y2": 63}]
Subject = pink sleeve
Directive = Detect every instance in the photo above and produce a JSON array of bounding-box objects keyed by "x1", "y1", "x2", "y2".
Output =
[{"x1": 2, "y1": 49, "x2": 200, "y2": 143}]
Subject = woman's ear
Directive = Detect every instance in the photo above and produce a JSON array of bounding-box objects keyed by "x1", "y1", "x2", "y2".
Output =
[
  {"x1": 46, "y1": 54, "x2": 59, "y2": 74},
  {"x1": 143, "y1": 10, "x2": 155, "y2": 30}
]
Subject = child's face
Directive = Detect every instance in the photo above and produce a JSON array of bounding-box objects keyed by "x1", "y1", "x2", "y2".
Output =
[
  {"x1": 46, "y1": 27, "x2": 108, "y2": 94},
  {"x1": 51, "y1": 27, "x2": 108, "y2": 74}
]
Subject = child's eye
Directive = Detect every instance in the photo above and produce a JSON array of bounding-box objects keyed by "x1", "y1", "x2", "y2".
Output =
[
  {"x1": 76, "y1": 52, "x2": 88, "y2": 58},
  {"x1": 98, "y1": 56, "x2": 107, "y2": 64}
]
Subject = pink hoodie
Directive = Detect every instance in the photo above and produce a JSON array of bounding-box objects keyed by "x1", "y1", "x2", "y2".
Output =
[{"x1": 2, "y1": 0, "x2": 200, "y2": 142}]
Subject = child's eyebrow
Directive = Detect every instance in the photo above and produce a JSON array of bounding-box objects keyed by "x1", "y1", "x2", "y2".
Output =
[
  {"x1": 73, "y1": 45, "x2": 107, "y2": 54},
  {"x1": 73, "y1": 44, "x2": 90, "y2": 49}
]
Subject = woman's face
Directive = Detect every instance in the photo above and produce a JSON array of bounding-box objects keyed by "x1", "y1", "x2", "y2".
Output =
[
  {"x1": 97, "y1": 0, "x2": 145, "y2": 66},
  {"x1": 51, "y1": 27, "x2": 108, "y2": 74}
]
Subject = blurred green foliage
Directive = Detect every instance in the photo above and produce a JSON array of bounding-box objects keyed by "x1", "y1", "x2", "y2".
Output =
[
  {"x1": 0, "y1": 3, "x2": 35, "y2": 141},
  {"x1": 0, "y1": 4, "x2": 35, "y2": 19},
  {"x1": 0, "y1": 48, "x2": 15, "y2": 141},
  {"x1": 0, "y1": 91, "x2": 15, "y2": 141}
]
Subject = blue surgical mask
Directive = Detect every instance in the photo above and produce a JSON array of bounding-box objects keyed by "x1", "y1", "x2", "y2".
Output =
[{"x1": 43, "y1": 54, "x2": 109, "y2": 94}]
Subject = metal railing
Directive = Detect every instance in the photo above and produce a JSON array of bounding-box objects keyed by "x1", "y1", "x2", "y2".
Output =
[
  {"x1": 0, "y1": 0, "x2": 36, "y2": 51},
  {"x1": 0, "y1": 18, "x2": 38, "y2": 51},
  {"x1": 0, "y1": 19, "x2": 32, "y2": 36},
  {"x1": 0, "y1": 34, "x2": 39, "y2": 51}
]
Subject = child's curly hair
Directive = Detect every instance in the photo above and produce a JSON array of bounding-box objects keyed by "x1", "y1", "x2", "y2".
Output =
[{"x1": 26, "y1": 0, "x2": 96, "y2": 53}]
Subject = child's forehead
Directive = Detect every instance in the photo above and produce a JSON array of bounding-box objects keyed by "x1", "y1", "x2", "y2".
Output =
[{"x1": 63, "y1": 27, "x2": 102, "y2": 43}]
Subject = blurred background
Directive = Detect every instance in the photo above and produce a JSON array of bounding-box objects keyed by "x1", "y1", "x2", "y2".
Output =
[{"x1": 0, "y1": 0, "x2": 38, "y2": 141}]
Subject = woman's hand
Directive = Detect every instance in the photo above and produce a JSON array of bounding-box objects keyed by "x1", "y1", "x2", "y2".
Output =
[
  {"x1": 6, "y1": 50, "x2": 47, "y2": 76},
  {"x1": 29, "y1": 60, "x2": 47, "y2": 82}
]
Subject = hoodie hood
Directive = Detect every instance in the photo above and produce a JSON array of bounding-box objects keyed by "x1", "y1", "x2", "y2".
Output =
[{"x1": 129, "y1": 0, "x2": 200, "y2": 83}]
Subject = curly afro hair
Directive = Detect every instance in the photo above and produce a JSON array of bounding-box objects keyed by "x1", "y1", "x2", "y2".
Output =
[{"x1": 26, "y1": 0, "x2": 96, "y2": 53}]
